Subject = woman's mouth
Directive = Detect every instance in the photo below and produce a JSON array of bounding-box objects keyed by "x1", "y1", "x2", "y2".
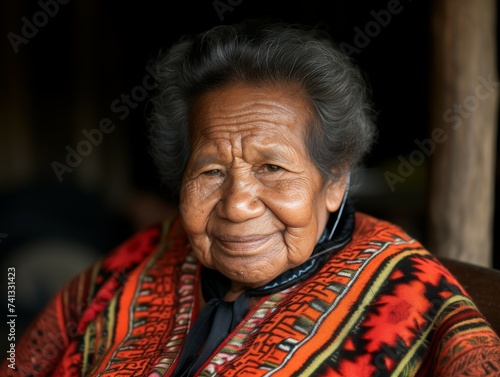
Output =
[{"x1": 214, "y1": 234, "x2": 276, "y2": 254}]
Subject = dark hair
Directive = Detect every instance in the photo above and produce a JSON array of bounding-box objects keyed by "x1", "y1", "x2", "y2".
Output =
[{"x1": 147, "y1": 19, "x2": 377, "y2": 201}]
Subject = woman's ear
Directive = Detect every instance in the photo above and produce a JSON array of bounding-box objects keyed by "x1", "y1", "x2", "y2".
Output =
[{"x1": 325, "y1": 174, "x2": 349, "y2": 212}]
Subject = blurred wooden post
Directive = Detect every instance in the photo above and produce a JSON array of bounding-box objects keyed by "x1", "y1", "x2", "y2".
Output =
[{"x1": 428, "y1": 0, "x2": 498, "y2": 267}]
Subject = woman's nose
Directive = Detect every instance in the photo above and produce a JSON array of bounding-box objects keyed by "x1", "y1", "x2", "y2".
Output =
[{"x1": 217, "y1": 174, "x2": 265, "y2": 223}]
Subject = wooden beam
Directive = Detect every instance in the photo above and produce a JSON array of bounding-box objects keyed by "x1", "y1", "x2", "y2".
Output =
[{"x1": 428, "y1": 0, "x2": 498, "y2": 267}]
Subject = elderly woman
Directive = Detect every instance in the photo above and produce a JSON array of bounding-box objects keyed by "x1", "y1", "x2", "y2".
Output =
[{"x1": 8, "y1": 20, "x2": 500, "y2": 377}]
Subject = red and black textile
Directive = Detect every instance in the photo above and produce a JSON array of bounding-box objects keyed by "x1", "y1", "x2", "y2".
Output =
[{"x1": 6, "y1": 213, "x2": 500, "y2": 376}]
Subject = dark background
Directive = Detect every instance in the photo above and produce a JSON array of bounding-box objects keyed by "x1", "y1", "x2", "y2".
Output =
[{"x1": 0, "y1": 0, "x2": 498, "y2": 342}]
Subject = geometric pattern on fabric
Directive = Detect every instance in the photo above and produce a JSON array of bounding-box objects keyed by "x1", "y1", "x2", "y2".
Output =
[{"x1": 5, "y1": 213, "x2": 500, "y2": 377}]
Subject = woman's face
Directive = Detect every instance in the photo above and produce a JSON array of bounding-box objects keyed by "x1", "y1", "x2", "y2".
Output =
[{"x1": 180, "y1": 82, "x2": 346, "y2": 292}]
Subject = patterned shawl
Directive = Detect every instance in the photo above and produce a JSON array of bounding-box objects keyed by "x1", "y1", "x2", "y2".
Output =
[{"x1": 6, "y1": 212, "x2": 500, "y2": 376}]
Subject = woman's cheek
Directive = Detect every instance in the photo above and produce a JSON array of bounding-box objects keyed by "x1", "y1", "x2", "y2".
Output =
[
  {"x1": 181, "y1": 180, "x2": 222, "y2": 238},
  {"x1": 263, "y1": 188, "x2": 315, "y2": 228},
  {"x1": 190, "y1": 235, "x2": 215, "y2": 268},
  {"x1": 180, "y1": 184, "x2": 216, "y2": 267},
  {"x1": 180, "y1": 181, "x2": 206, "y2": 232}
]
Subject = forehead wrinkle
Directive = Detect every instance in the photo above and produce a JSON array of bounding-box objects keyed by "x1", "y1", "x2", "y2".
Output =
[
  {"x1": 191, "y1": 119, "x2": 309, "y2": 172},
  {"x1": 198, "y1": 98, "x2": 304, "y2": 131},
  {"x1": 189, "y1": 137, "x2": 233, "y2": 172},
  {"x1": 201, "y1": 116, "x2": 294, "y2": 135},
  {"x1": 188, "y1": 82, "x2": 314, "y2": 172},
  {"x1": 250, "y1": 143, "x2": 305, "y2": 170}
]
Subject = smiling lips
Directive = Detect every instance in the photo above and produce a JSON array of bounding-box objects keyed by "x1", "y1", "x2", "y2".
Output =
[{"x1": 215, "y1": 234, "x2": 276, "y2": 254}]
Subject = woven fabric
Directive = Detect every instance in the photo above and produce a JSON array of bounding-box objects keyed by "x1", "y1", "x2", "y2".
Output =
[{"x1": 7, "y1": 212, "x2": 500, "y2": 377}]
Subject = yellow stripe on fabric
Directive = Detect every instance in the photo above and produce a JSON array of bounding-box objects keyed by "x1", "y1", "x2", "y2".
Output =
[
  {"x1": 449, "y1": 319, "x2": 493, "y2": 334},
  {"x1": 87, "y1": 259, "x2": 102, "y2": 305},
  {"x1": 76, "y1": 262, "x2": 101, "y2": 376},
  {"x1": 391, "y1": 295, "x2": 475, "y2": 376},
  {"x1": 297, "y1": 248, "x2": 429, "y2": 376},
  {"x1": 106, "y1": 295, "x2": 118, "y2": 349},
  {"x1": 445, "y1": 322, "x2": 495, "y2": 337},
  {"x1": 81, "y1": 319, "x2": 95, "y2": 375}
]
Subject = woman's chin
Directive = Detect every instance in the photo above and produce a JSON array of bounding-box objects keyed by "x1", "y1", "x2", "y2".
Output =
[{"x1": 215, "y1": 261, "x2": 286, "y2": 289}]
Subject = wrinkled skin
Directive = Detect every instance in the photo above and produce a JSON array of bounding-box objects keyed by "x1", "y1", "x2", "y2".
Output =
[{"x1": 180, "y1": 82, "x2": 347, "y2": 300}]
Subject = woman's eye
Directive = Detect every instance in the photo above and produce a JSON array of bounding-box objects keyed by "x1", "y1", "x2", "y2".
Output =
[
  {"x1": 265, "y1": 164, "x2": 281, "y2": 172},
  {"x1": 203, "y1": 169, "x2": 221, "y2": 176}
]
